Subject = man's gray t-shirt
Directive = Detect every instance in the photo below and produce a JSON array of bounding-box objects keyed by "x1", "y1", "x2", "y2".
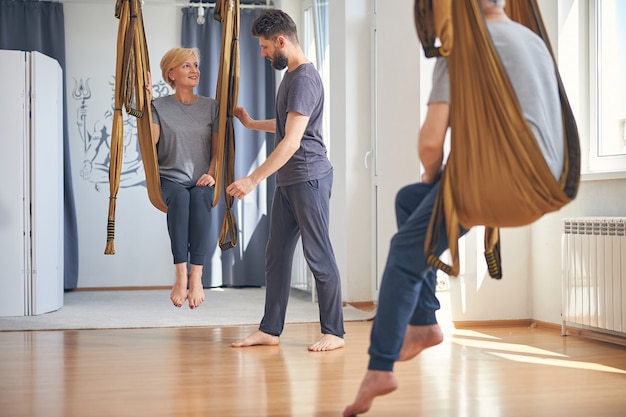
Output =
[
  {"x1": 152, "y1": 95, "x2": 219, "y2": 187},
  {"x1": 428, "y1": 20, "x2": 564, "y2": 180},
  {"x1": 275, "y1": 62, "x2": 332, "y2": 187}
]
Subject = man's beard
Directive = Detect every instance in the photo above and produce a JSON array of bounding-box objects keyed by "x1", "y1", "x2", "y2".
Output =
[{"x1": 271, "y1": 51, "x2": 288, "y2": 70}]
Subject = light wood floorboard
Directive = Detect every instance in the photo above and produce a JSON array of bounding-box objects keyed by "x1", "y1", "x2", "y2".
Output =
[{"x1": 1, "y1": 320, "x2": 626, "y2": 417}]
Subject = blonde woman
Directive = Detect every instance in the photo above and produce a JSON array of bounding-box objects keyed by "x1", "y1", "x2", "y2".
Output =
[{"x1": 151, "y1": 47, "x2": 219, "y2": 309}]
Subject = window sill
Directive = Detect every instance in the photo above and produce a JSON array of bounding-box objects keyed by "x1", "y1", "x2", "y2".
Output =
[{"x1": 580, "y1": 171, "x2": 626, "y2": 181}]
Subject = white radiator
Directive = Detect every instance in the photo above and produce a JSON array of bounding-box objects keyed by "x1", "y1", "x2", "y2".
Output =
[
  {"x1": 291, "y1": 238, "x2": 316, "y2": 301},
  {"x1": 562, "y1": 217, "x2": 626, "y2": 337}
]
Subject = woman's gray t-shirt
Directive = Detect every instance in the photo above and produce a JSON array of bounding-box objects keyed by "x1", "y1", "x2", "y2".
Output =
[
  {"x1": 428, "y1": 20, "x2": 564, "y2": 180},
  {"x1": 152, "y1": 95, "x2": 219, "y2": 187}
]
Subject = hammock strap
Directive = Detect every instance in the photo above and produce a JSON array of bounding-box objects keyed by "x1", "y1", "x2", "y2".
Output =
[
  {"x1": 107, "y1": 0, "x2": 166, "y2": 255},
  {"x1": 213, "y1": 0, "x2": 240, "y2": 250}
]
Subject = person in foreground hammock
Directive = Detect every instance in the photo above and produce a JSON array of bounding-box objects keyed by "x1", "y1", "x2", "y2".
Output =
[
  {"x1": 226, "y1": 9, "x2": 345, "y2": 352},
  {"x1": 150, "y1": 47, "x2": 219, "y2": 309},
  {"x1": 344, "y1": 0, "x2": 565, "y2": 415}
]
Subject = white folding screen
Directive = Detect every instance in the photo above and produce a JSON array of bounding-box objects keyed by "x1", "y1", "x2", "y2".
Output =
[{"x1": 0, "y1": 50, "x2": 63, "y2": 317}]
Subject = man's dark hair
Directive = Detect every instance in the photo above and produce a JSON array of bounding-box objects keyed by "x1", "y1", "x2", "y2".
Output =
[{"x1": 251, "y1": 9, "x2": 299, "y2": 43}]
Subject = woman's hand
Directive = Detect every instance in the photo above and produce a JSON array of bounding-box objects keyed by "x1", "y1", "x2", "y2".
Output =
[
  {"x1": 196, "y1": 173, "x2": 215, "y2": 187},
  {"x1": 146, "y1": 71, "x2": 153, "y2": 100}
]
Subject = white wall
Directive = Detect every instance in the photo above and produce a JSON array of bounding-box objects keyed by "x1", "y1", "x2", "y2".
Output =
[
  {"x1": 371, "y1": 0, "x2": 423, "y2": 299},
  {"x1": 64, "y1": 2, "x2": 181, "y2": 287},
  {"x1": 328, "y1": 0, "x2": 376, "y2": 302}
]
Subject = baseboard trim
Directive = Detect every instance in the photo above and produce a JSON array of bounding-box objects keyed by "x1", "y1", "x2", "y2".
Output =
[
  {"x1": 453, "y1": 319, "x2": 534, "y2": 329},
  {"x1": 72, "y1": 286, "x2": 171, "y2": 292},
  {"x1": 346, "y1": 301, "x2": 377, "y2": 312},
  {"x1": 453, "y1": 319, "x2": 626, "y2": 348}
]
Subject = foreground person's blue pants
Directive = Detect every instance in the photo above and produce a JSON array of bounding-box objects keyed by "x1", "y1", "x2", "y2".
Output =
[{"x1": 368, "y1": 181, "x2": 462, "y2": 371}]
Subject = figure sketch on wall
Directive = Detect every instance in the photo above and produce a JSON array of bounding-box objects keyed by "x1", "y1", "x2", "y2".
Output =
[{"x1": 72, "y1": 77, "x2": 172, "y2": 191}]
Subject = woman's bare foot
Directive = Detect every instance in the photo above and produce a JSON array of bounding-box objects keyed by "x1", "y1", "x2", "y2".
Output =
[
  {"x1": 187, "y1": 265, "x2": 205, "y2": 309},
  {"x1": 170, "y1": 263, "x2": 188, "y2": 308},
  {"x1": 231, "y1": 330, "x2": 280, "y2": 347},
  {"x1": 398, "y1": 324, "x2": 443, "y2": 361},
  {"x1": 343, "y1": 370, "x2": 398, "y2": 416},
  {"x1": 308, "y1": 334, "x2": 345, "y2": 352}
]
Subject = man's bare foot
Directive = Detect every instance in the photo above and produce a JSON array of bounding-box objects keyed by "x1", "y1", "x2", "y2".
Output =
[
  {"x1": 170, "y1": 265, "x2": 188, "y2": 308},
  {"x1": 231, "y1": 330, "x2": 279, "y2": 347},
  {"x1": 308, "y1": 334, "x2": 345, "y2": 352},
  {"x1": 187, "y1": 266, "x2": 205, "y2": 309},
  {"x1": 398, "y1": 324, "x2": 443, "y2": 361},
  {"x1": 343, "y1": 370, "x2": 398, "y2": 416}
]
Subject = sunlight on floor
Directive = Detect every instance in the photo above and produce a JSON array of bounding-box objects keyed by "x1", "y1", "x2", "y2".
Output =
[
  {"x1": 451, "y1": 334, "x2": 568, "y2": 357},
  {"x1": 450, "y1": 329, "x2": 626, "y2": 375},
  {"x1": 489, "y1": 352, "x2": 626, "y2": 374}
]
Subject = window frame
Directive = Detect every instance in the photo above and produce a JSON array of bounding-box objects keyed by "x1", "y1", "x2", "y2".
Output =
[{"x1": 559, "y1": 0, "x2": 626, "y2": 178}]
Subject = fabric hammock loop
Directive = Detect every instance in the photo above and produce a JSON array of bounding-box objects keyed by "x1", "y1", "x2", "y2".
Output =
[
  {"x1": 107, "y1": 0, "x2": 167, "y2": 255},
  {"x1": 483, "y1": 228, "x2": 502, "y2": 279},
  {"x1": 417, "y1": 0, "x2": 580, "y2": 278},
  {"x1": 424, "y1": 46, "x2": 450, "y2": 58},
  {"x1": 127, "y1": 108, "x2": 142, "y2": 117},
  {"x1": 213, "y1": 0, "x2": 240, "y2": 251}
]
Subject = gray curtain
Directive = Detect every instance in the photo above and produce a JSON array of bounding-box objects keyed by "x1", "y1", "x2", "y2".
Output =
[
  {"x1": 182, "y1": 6, "x2": 276, "y2": 287},
  {"x1": 0, "y1": 0, "x2": 79, "y2": 290}
]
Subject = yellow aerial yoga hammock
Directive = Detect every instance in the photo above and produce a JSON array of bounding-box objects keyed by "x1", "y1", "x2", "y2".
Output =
[
  {"x1": 213, "y1": 0, "x2": 240, "y2": 251},
  {"x1": 107, "y1": 0, "x2": 166, "y2": 255},
  {"x1": 414, "y1": 0, "x2": 581, "y2": 278},
  {"x1": 106, "y1": 0, "x2": 240, "y2": 254}
]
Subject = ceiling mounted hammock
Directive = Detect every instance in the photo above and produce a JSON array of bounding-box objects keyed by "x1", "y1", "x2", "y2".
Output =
[
  {"x1": 107, "y1": 0, "x2": 167, "y2": 255},
  {"x1": 213, "y1": 0, "x2": 240, "y2": 251},
  {"x1": 107, "y1": 0, "x2": 240, "y2": 254},
  {"x1": 414, "y1": 0, "x2": 581, "y2": 278}
]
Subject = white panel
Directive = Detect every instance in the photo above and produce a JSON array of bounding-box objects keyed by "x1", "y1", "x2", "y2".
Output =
[
  {"x1": 581, "y1": 230, "x2": 590, "y2": 326},
  {"x1": 621, "y1": 233, "x2": 626, "y2": 333},
  {"x1": 0, "y1": 50, "x2": 28, "y2": 317},
  {"x1": 610, "y1": 234, "x2": 621, "y2": 332},
  {"x1": 30, "y1": 51, "x2": 64, "y2": 315},
  {"x1": 573, "y1": 232, "x2": 583, "y2": 325},
  {"x1": 596, "y1": 230, "x2": 606, "y2": 329},
  {"x1": 604, "y1": 233, "x2": 615, "y2": 331},
  {"x1": 588, "y1": 233, "x2": 598, "y2": 328}
]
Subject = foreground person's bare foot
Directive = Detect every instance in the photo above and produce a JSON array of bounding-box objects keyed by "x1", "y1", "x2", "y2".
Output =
[
  {"x1": 170, "y1": 264, "x2": 188, "y2": 308},
  {"x1": 398, "y1": 323, "x2": 443, "y2": 361},
  {"x1": 231, "y1": 330, "x2": 280, "y2": 347},
  {"x1": 308, "y1": 334, "x2": 345, "y2": 352},
  {"x1": 343, "y1": 370, "x2": 398, "y2": 416},
  {"x1": 187, "y1": 266, "x2": 205, "y2": 309}
]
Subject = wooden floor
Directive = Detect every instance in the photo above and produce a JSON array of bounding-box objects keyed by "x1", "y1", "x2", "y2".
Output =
[{"x1": 1, "y1": 320, "x2": 626, "y2": 417}]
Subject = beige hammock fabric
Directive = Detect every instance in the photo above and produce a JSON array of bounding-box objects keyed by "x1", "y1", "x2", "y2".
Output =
[
  {"x1": 107, "y1": 0, "x2": 166, "y2": 255},
  {"x1": 108, "y1": 0, "x2": 241, "y2": 253},
  {"x1": 414, "y1": 0, "x2": 581, "y2": 278},
  {"x1": 213, "y1": 0, "x2": 240, "y2": 250}
]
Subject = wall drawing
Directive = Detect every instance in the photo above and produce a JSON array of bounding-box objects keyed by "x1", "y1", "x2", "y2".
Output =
[{"x1": 72, "y1": 77, "x2": 171, "y2": 192}]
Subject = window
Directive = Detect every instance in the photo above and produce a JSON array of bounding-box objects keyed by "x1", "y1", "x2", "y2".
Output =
[
  {"x1": 302, "y1": 0, "x2": 330, "y2": 154},
  {"x1": 596, "y1": 1, "x2": 626, "y2": 157},
  {"x1": 559, "y1": 0, "x2": 626, "y2": 174}
]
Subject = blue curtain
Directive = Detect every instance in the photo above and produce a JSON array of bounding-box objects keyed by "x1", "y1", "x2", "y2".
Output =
[
  {"x1": 181, "y1": 6, "x2": 276, "y2": 287},
  {"x1": 0, "y1": 0, "x2": 79, "y2": 290}
]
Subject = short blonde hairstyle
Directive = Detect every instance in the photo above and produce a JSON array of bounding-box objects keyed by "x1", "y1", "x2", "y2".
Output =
[{"x1": 160, "y1": 47, "x2": 200, "y2": 89}]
